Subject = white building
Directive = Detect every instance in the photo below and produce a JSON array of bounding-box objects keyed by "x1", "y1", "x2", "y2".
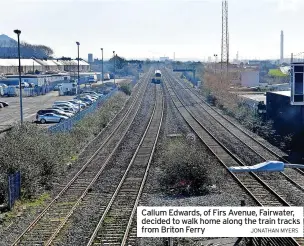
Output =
[
  {"x1": 55, "y1": 60, "x2": 90, "y2": 72},
  {"x1": 34, "y1": 59, "x2": 59, "y2": 72},
  {"x1": 160, "y1": 57, "x2": 169, "y2": 62},
  {"x1": 0, "y1": 59, "x2": 42, "y2": 75},
  {"x1": 240, "y1": 71, "x2": 260, "y2": 87}
]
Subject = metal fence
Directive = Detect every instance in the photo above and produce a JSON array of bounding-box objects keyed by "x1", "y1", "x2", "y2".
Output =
[
  {"x1": 8, "y1": 171, "x2": 21, "y2": 210},
  {"x1": 48, "y1": 88, "x2": 117, "y2": 133},
  {"x1": 2, "y1": 85, "x2": 54, "y2": 97}
]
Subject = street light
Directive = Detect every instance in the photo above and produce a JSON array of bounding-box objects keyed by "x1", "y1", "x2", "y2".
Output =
[
  {"x1": 76, "y1": 41, "x2": 80, "y2": 112},
  {"x1": 113, "y1": 50, "x2": 116, "y2": 85},
  {"x1": 101, "y1": 48, "x2": 104, "y2": 83},
  {"x1": 214, "y1": 54, "x2": 218, "y2": 74},
  {"x1": 14, "y1": 29, "x2": 23, "y2": 124},
  {"x1": 31, "y1": 57, "x2": 35, "y2": 74}
]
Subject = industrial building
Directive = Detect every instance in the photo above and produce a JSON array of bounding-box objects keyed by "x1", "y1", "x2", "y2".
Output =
[
  {"x1": 266, "y1": 91, "x2": 304, "y2": 135},
  {"x1": 0, "y1": 59, "x2": 42, "y2": 74},
  {"x1": 88, "y1": 53, "x2": 93, "y2": 63},
  {"x1": 240, "y1": 70, "x2": 260, "y2": 87},
  {"x1": 160, "y1": 57, "x2": 169, "y2": 62},
  {"x1": 0, "y1": 58, "x2": 90, "y2": 75}
]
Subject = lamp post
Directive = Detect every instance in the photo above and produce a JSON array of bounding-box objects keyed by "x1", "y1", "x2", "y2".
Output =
[
  {"x1": 101, "y1": 48, "x2": 104, "y2": 83},
  {"x1": 31, "y1": 57, "x2": 35, "y2": 74},
  {"x1": 14, "y1": 29, "x2": 23, "y2": 124},
  {"x1": 214, "y1": 54, "x2": 218, "y2": 74},
  {"x1": 113, "y1": 51, "x2": 116, "y2": 85},
  {"x1": 76, "y1": 41, "x2": 80, "y2": 112}
]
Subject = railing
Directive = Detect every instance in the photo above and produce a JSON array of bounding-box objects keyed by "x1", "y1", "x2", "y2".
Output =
[{"x1": 48, "y1": 88, "x2": 117, "y2": 133}]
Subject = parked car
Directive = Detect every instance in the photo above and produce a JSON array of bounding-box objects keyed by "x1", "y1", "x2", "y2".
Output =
[
  {"x1": 0, "y1": 101, "x2": 9, "y2": 107},
  {"x1": 82, "y1": 91, "x2": 103, "y2": 98},
  {"x1": 81, "y1": 94, "x2": 97, "y2": 101},
  {"x1": 52, "y1": 105, "x2": 77, "y2": 114},
  {"x1": 36, "y1": 109, "x2": 73, "y2": 120},
  {"x1": 37, "y1": 113, "x2": 68, "y2": 124},
  {"x1": 68, "y1": 100, "x2": 86, "y2": 109},
  {"x1": 74, "y1": 96, "x2": 93, "y2": 105},
  {"x1": 50, "y1": 107, "x2": 75, "y2": 116},
  {"x1": 53, "y1": 102, "x2": 79, "y2": 112}
]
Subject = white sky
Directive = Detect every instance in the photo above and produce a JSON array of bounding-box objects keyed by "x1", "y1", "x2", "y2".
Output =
[{"x1": 1, "y1": 0, "x2": 304, "y2": 60}]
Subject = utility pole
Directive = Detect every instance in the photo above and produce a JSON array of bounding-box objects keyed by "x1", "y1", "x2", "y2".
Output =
[{"x1": 221, "y1": 0, "x2": 229, "y2": 83}]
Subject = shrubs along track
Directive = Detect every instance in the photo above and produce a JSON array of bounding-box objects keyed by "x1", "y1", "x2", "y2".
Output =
[{"x1": 0, "y1": 92, "x2": 128, "y2": 213}]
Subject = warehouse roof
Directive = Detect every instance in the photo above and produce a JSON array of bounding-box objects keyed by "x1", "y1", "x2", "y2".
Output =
[
  {"x1": 239, "y1": 94, "x2": 266, "y2": 104},
  {"x1": 269, "y1": 90, "x2": 291, "y2": 97},
  {"x1": 0, "y1": 59, "x2": 42, "y2": 67},
  {"x1": 35, "y1": 59, "x2": 58, "y2": 66},
  {"x1": 55, "y1": 59, "x2": 89, "y2": 66}
]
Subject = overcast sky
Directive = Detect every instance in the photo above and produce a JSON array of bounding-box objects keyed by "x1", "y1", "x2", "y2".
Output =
[{"x1": 1, "y1": 0, "x2": 304, "y2": 61}]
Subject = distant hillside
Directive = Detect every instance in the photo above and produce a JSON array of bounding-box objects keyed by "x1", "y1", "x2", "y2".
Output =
[
  {"x1": 0, "y1": 34, "x2": 54, "y2": 59},
  {"x1": 0, "y1": 34, "x2": 17, "y2": 47}
]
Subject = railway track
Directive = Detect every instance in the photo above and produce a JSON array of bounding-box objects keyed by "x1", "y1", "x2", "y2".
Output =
[
  {"x1": 86, "y1": 84, "x2": 163, "y2": 246},
  {"x1": 169, "y1": 69, "x2": 304, "y2": 187},
  {"x1": 163, "y1": 71, "x2": 300, "y2": 246},
  {"x1": 11, "y1": 71, "x2": 153, "y2": 246},
  {"x1": 166, "y1": 71, "x2": 304, "y2": 197},
  {"x1": 166, "y1": 70, "x2": 304, "y2": 245}
]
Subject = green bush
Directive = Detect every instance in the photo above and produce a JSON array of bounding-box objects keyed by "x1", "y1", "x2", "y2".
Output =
[
  {"x1": 119, "y1": 84, "x2": 132, "y2": 96},
  {"x1": 159, "y1": 139, "x2": 211, "y2": 196}
]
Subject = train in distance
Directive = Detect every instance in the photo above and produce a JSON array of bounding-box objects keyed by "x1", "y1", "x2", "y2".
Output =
[{"x1": 152, "y1": 70, "x2": 162, "y2": 84}]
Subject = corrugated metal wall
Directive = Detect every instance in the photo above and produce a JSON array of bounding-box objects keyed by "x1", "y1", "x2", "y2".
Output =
[{"x1": 267, "y1": 92, "x2": 304, "y2": 135}]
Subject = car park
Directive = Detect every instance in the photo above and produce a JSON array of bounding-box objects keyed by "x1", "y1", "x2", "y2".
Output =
[
  {"x1": 52, "y1": 105, "x2": 76, "y2": 114},
  {"x1": 82, "y1": 91, "x2": 103, "y2": 98},
  {"x1": 68, "y1": 100, "x2": 86, "y2": 109},
  {"x1": 53, "y1": 102, "x2": 79, "y2": 112},
  {"x1": 51, "y1": 107, "x2": 76, "y2": 115},
  {"x1": 74, "y1": 96, "x2": 93, "y2": 105},
  {"x1": 81, "y1": 94, "x2": 97, "y2": 101},
  {"x1": 36, "y1": 109, "x2": 73, "y2": 120},
  {"x1": 37, "y1": 113, "x2": 68, "y2": 124}
]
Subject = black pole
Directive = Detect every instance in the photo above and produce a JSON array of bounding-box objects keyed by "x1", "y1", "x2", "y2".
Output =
[
  {"x1": 113, "y1": 51, "x2": 116, "y2": 86},
  {"x1": 14, "y1": 29, "x2": 23, "y2": 124},
  {"x1": 76, "y1": 42, "x2": 80, "y2": 111},
  {"x1": 101, "y1": 48, "x2": 104, "y2": 83}
]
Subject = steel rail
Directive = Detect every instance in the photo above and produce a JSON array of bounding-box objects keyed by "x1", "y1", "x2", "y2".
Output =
[
  {"x1": 11, "y1": 71, "x2": 152, "y2": 246},
  {"x1": 86, "y1": 85, "x2": 163, "y2": 246},
  {"x1": 163, "y1": 71, "x2": 299, "y2": 246}
]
